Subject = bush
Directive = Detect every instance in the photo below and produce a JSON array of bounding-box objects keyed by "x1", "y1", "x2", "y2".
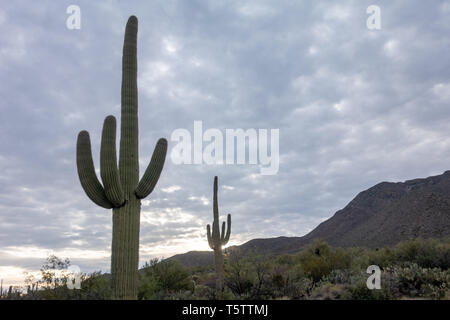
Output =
[
  {"x1": 78, "y1": 272, "x2": 112, "y2": 299},
  {"x1": 309, "y1": 282, "x2": 347, "y2": 300},
  {"x1": 276, "y1": 254, "x2": 297, "y2": 266},
  {"x1": 321, "y1": 269, "x2": 360, "y2": 285},
  {"x1": 314, "y1": 269, "x2": 393, "y2": 300},
  {"x1": 298, "y1": 241, "x2": 352, "y2": 282},
  {"x1": 138, "y1": 259, "x2": 193, "y2": 300},
  {"x1": 394, "y1": 239, "x2": 450, "y2": 269},
  {"x1": 342, "y1": 279, "x2": 393, "y2": 300},
  {"x1": 384, "y1": 263, "x2": 449, "y2": 299},
  {"x1": 224, "y1": 252, "x2": 254, "y2": 298},
  {"x1": 367, "y1": 247, "x2": 395, "y2": 268}
]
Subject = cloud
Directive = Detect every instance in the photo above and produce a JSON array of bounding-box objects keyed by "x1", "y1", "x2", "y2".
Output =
[{"x1": 161, "y1": 185, "x2": 182, "y2": 193}]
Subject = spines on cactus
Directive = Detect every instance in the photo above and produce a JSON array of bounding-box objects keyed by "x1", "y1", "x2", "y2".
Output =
[
  {"x1": 206, "y1": 176, "x2": 231, "y2": 294},
  {"x1": 76, "y1": 16, "x2": 167, "y2": 299}
]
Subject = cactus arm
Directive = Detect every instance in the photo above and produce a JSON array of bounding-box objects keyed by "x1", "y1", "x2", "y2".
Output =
[
  {"x1": 220, "y1": 221, "x2": 226, "y2": 242},
  {"x1": 207, "y1": 224, "x2": 214, "y2": 249},
  {"x1": 222, "y1": 214, "x2": 231, "y2": 245},
  {"x1": 76, "y1": 131, "x2": 113, "y2": 209},
  {"x1": 100, "y1": 116, "x2": 125, "y2": 207},
  {"x1": 135, "y1": 138, "x2": 168, "y2": 199},
  {"x1": 119, "y1": 15, "x2": 139, "y2": 193}
]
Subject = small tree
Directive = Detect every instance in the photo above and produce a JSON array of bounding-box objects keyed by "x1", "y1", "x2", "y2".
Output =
[{"x1": 39, "y1": 255, "x2": 71, "y2": 290}]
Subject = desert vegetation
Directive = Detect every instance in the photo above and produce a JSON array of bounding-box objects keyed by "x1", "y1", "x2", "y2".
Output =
[{"x1": 2, "y1": 238, "x2": 448, "y2": 300}]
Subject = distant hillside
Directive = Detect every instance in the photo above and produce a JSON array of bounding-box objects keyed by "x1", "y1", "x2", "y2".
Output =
[
  {"x1": 300, "y1": 170, "x2": 450, "y2": 248},
  {"x1": 169, "y1": 171, "x2": 450, "y2": 267},
  {"x1": 168, "y1": 251, "x2": 213, "y2": 268}
]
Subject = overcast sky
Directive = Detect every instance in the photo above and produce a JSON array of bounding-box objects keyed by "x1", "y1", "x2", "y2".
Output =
[{"x1": 1, "y1": 0, "x2": 449, "y2": 287}]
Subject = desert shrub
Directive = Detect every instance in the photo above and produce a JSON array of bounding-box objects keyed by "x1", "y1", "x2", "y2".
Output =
[
  {"x1": 138, "y1": 259, "x2": 193, "y2": 300},
  {"x1": 226, "y1": 252, "x2": 299, "y2": 299},
  {"x1": 266, "y1": 264, "x2": 310, "y2": 299},
  {"x1": 342, "y1": 279, "x2": 393, "y2": 300},
  {"x1": 366, "y1": 239, "x2": 450, "y2": 270},
  {"x1": 394, "y1": 239, "x2": 450, "y2": 269},
  {"x1": 224, "y1": 252, "x2": 254, "y2": 298},
  {"x1": 191, "y1": 284, "x2": 215, "y2": 299},
  {"x1": 321, "y1": 269, "x2": 360, "y2": 285},
  {"x1": 1, "y1": 286, "x2": 23, "y2": 300},
  {"x1": 283, "y1": 274, "x2": 313, "y2": 299},
  {"x1": 247, "y1": 253, "x2": 272, "y2": 299},
  {"x1": 298, "y1": 241, "x2": 352, "y2": 282},
  {"x1": 269, "y1": 264, "x2": 292, "y2": 298},
  {"x1": 308, "y1": 282, "x2": 347, "y2": 300},
  {"x1": 346, "y1": 247, "x2": 370, "y2": 270},
  {"x1": 196, "y1": 270, "x2": 218, "y2": 291},
  {"x1": 276, "y1": 254, "x2": 297, "y2": 266},
  {"x1": 7, "y1": 255, "x2": 112, "y2": 300},
  {"x1": 384, "y1": 263, "x2": 449, "y2": 299},
  {"x1": 367, "y1": 247, "x2": 395, "y2": 268},
  {"x1": 77, "y1": 272, "x2": 112, "y2": 299},
  {"x1": 315, "y1": 269, "x2": 393, "y2": 300},
  {"x1": 270, "y1": 264, "x2": 289, "y2": 291},
  {"x1": 312, "y1": 261, "x2": 449, "y2": 300},
  {"x1": 224, "y1": 251, "x2": 312, "y2": 300}
]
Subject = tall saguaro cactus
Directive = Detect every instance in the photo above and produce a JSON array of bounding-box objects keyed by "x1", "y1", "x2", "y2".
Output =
[
  {"x1": 76, "y1": 16, "x2": 167, "y2": 299},
  {"x1": 206, "y1": 176, "x2": 231, "y2": 294}
]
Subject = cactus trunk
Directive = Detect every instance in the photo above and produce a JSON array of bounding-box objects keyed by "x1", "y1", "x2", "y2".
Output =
[
  {"x1": 76, "y1": 16, "x2": 167, "y2": 300},
  {"x1": 213, "y1": 245, "x2": 224, "y2": 292},
  {"x1": 206, "y1": 176, "x2": 231, "y2": 296},
  {"x1": 111, "y1": 197, "x2": 140, "y2": 299}
]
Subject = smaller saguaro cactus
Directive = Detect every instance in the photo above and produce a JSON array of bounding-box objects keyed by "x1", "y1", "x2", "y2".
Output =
[{"x1": 206, "y1": 176, "x2": 231, "y2": 294}]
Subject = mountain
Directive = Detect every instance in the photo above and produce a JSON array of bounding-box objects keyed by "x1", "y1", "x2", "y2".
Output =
[
  {"x1": 167, "y1": 251, "x2": 213, "y2": 268},
  {"x1": 297, "y1": 170, "x2": 450, "y2": 248},
  {"x1": 169, "y1": 171, "x2": 450, "y2": 267}
]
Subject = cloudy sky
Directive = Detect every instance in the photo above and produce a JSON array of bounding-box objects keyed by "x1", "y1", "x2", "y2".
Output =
[{"x1": 1, "y1": 0, "x2": 449, "y2": 287}]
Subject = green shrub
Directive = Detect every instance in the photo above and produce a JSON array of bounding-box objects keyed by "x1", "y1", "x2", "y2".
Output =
[
  {"x1": 315, "y1": 270, "x2": 393, "y2": 300},
  {"x1": 78, "y1": 271, "x2": 112, "y2": 299},
  {"x1": 384, "y1": 262, "x2": 449, "y2": 299},
  {"x1": 138, "y1": 259, "x2": 193, "y2": 300},
  {"x1": 394, "y1": 239, "x2": 450, "y2": 269},
  {"x1": 298, "y1": 241, "x2": 352, "y2": 282},
  {"x1": 283, "y1": 276, "x2": 313, "y2": 299},
  {"x1": 368, "y1": 247, "x2": 395, "y2": 268},
  {"x1": 276, "y1": 254, "x2": 297, "y2": 266},
  {"x1": 342, "y1": 279, "x2": 393, "y2": 300},
  {"x1": 224, "y1": 260, "x2": 254, "y2": 298},
  {"x1": 321, "y1": 269, "x2": 360, "y2": 285}
]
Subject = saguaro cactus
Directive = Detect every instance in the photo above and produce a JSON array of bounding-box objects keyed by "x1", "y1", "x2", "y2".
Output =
[
  {"x1": 206, "y1": 176, "x2": 231, "y2": 294},
  {"x1": 76, "y1": 16, "x2": 167, "y2": 299}
]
